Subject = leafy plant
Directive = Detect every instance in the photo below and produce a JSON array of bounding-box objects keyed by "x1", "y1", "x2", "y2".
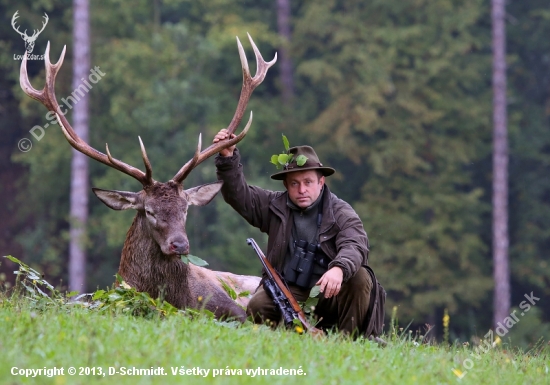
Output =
[
  {"x1": 270, "y1": 134, "x2": 308, "y2": 170},
  {"x1": 2, "y1": 255, "x2": 72, "y2": 309},
  {"x1": 302, "y1": 285, "x2": 320, "y2": 315},
  {"x1": 2, "y1": 255, "x2": 194, "y2": 319},
  {"x1": 89, "y1": 274, "x2": 181, "y2": 318}
]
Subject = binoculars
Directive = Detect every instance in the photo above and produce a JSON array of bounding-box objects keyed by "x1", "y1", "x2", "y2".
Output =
[{"x1": 284, "y1": 240, "x2": 329, "y2": 288}]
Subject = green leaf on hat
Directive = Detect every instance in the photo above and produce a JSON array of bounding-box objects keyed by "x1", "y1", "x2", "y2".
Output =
[
  {"x1": 270, "y1": 155, "x2": 279, "y2": 166},
  {"x1": 278, "y1": 153, "x2": 290, "y2": 165},
  {"x1": 296, "y1": 155, "x2": 308, "y2": 166},
  {"x1": 282, "y1": 134, "x2": 290, "y2": 152}
]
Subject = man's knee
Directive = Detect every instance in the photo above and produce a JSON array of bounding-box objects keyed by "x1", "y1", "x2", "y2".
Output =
[
  {"x1": 246, "y1": 286, "x2": 279, "y2": 326},
  {"x1": 246, "y1": 292, "x2": 265, "y2": 320},
  {"x1": 342, "y1": 266, "x2": 372, "y2": 295}
]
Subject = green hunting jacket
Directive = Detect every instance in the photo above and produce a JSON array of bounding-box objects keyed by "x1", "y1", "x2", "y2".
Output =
[{"x1": 215, "y1": 149, "x2": 370, "y2": 282}]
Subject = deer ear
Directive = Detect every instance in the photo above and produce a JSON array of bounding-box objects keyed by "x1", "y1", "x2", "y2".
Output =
[
  {"x1": 92, "y1": 188, "x2": 144, "y2": 211},
  {"x1": 184, "y1": 181, "x2": 223, "y2": 207}
]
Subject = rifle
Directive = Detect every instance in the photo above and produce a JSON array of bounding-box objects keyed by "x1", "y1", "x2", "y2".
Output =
[{"x1": 247, "y1": 238, "x2": 324, "y2": 337}]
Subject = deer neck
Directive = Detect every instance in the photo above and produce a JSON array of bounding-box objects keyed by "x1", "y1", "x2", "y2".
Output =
[{"x1": 118, "y1": 212, "x2": 190, "y2": 308}]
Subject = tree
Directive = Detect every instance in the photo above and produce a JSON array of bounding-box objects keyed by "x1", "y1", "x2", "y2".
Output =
[
  {"x1": 69, "y1": 0, "x2": 90, "y2": 292},
  {"x1": 506, "y1": 0, "x2": 550, "y2": 327},
  {"x1": 491, "y1": 0, "x2": 510, "y2": 327},
  {"x1": 6, "y1": 0, "x2": 548, "y2": 339},
  {"x1": 291, "y1": 0, "x2": 493, "y2": 326},
  {"x1": 276, "y1": 0, "x2": 294, "y2": 103}
]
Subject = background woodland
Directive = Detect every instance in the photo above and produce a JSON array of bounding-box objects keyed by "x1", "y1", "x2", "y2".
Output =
[{"x1": 0, "y1": 0, "x2": 548, "y2": 344}]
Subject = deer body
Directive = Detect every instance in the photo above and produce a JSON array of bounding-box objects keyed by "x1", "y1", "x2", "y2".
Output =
[
  {"x1": 20, "y1": 35, "x2": 275, "y2": 322},
  {"x1": 97, "y1": 181, "x2": 260, "y2": 320},
  {"x1": 120, "y1": 214, "x2": 255, "y2": 320}
]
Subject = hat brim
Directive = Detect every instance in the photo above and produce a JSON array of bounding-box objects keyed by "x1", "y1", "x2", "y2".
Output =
[{"x1": 270, "y1": 166, "x2": 335, "y2": 180}]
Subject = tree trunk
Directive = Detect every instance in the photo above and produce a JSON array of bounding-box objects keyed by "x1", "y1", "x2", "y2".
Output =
[
  {"x1": 491, "y1": 0, "x2": 510, "y2": 326},
  {"x1": 69, "y1": 0, "x2": 90, "y2": 292},
  {"x1": 276, "y1": 0, "x2": 294, "y2": 103}
]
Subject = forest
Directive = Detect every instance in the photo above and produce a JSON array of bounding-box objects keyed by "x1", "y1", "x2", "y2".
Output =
[{"x1": 0, "y1": 0, "x2": 548, "y2": 345}]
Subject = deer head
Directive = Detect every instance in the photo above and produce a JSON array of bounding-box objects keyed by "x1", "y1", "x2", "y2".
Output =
[
  {"x1": 20, "y1": 34, "x2": 277, "y2": 257},
  {"x1": 12, "y1": 11, "x2": 49, "y2": 54}
]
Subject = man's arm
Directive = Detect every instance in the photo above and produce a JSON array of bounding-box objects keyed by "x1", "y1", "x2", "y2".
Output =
[
  {"x1": 323, "y1": 200, "x2": 369, "y2": 293},
  {"x1": 214, "y1": 130, "x2": 280, "y2": 233},
  {"x1": 213, "y1": 129, "x2": 236, "y2": 157},
  {"x1": 316, "y1": 266, "x2": 343, "y2": 298}
]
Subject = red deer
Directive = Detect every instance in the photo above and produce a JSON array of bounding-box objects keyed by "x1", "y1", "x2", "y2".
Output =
[{"x1": 19, "y1": 34, "x2": 276, "y2": 321}]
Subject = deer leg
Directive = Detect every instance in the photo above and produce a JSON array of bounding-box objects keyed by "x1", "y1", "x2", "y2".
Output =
[{"x1": 188, "y1": 265, "x2": 252, "y2": 322}]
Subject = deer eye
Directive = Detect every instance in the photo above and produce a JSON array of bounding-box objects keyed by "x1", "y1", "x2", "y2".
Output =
[{"x1": 145, "y1": 210, "x2": 155, "y2": 218}]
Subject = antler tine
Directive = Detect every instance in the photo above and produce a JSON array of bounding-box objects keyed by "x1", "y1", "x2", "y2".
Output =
[
  {"x1": 55, "y1": 113, "x2": 149, "y2": 185},
  {"x1": 172, "y1": 134, "x2": 202, "y2": 184},
  {"x1": 172, "y1": 112, "x2": 254, "y2": 184},
  {"x1": 246, "y1": 32, "x2": 278, "y2": 87},
  {"x1": 172, "y1": 34, "x2": 276, "y2": 183},
  {"x1": 103, "y1": 139, "x2": 152, "y2": 186},
  {"x1": 20, "y1": 42, "x2": 62, "y2": 108},
  {"x1": 224, "y1": 34, "x2": 277, "y2": 137},
  {"x1": 236, "y1": 37, "x2": 251, "y2": 80},
  {"x1": 138, "y1": 136, "x2": 154, "y2": 185},
  {"x1": 21, "y1": 43, "x2": 152, "y2": 186}
]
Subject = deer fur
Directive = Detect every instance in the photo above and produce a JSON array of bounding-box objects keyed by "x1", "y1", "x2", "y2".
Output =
[{"x1": 94, "y1": 181, "x2": 260, "y2": 322}]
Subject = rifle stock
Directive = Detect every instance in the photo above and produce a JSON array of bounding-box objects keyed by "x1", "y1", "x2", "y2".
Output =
[{"x1": 247, "y1": 238, "x2": 324, "y2": 337}]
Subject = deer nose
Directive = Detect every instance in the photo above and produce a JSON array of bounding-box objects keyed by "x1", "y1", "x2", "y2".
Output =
[{"x1": 170, "y1": 240, "x2": 189, "y2": 255}]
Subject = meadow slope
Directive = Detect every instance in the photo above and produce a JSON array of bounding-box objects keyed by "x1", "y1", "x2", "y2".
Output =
[{"x1": 0, "y1": 303, "x2": 548, "y2": 385}]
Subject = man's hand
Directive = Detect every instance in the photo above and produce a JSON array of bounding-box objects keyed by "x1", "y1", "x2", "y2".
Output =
[
  {"x1": 213, "y1": 129, "x2": 236, "y2": 157},
  {"x1": 316, "y1": 266, "x2": 343, "y2": 298}
]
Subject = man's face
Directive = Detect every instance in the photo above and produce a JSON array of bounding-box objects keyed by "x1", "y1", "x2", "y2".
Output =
[{"x1": 283, "y1": 170, "x2": 325, "y2": 209}]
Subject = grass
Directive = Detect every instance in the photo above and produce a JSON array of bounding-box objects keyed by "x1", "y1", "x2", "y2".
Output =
[
  {"x1": 0, "y1": 256, "x2": 548, "y2": 385},
  {"x1": 2, "y1": 299, "x2": 548, "y2": 384}
]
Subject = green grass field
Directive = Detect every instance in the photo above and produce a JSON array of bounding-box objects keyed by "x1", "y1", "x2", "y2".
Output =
[
  {"x1": 1, "y1": 299, "x2": 548, "y2": 385},
  {"x1": 0, "y1": 256, "x2": 548, "y2": 385}
]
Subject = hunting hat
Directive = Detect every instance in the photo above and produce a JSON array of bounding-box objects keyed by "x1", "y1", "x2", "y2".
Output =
[{"x1": 270, "y1": 145, "x2": 335, "y2": 180}]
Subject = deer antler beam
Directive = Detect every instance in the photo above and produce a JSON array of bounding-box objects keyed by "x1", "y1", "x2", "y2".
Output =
[
  {"x1": 20, "y1": 42, "x2": 153, "y2": 187},
  {"x1": 172, "y1": 33, "x2": 276, "y2": 184}
]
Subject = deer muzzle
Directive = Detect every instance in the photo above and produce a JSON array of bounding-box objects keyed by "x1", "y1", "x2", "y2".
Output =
[{"x1": 168, "y1": 238, "x2": 189, "y2": 256}]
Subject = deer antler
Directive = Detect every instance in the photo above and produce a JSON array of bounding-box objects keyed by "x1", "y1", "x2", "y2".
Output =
[
  {"x1": 20, "y1": 35, "x2": 275, "y2": 187},
  {"x1": 172, "y1": 33, "x2": 277, "y2": 183},
  {"x1": 20, "y1": 42, "x2": 154, "y2": 186},
  {"x1": 11, "y1": 11, "x2": 27, "y2": 39},
  {"x1": 30, "y1": 13, "x2": 49, "y2": 39}
]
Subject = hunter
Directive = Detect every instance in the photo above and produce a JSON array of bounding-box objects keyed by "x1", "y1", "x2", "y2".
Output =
[{"x1": 213, "y1": 130, "x2": 379, "y2": 337}]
